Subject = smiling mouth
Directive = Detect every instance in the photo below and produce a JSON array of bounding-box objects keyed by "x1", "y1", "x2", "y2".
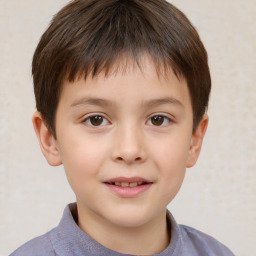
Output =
[
  {"x1": 105, "y1": 181, "x2": 150, "y2": 187},
  {"x1": 103, "y1": 177, "x2": 153, "y2": 197}
]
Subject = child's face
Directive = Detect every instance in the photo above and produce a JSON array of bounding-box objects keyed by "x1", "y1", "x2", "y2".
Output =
[{"x1": 34, "y1": 57, "x2": 207, "y2": 229}]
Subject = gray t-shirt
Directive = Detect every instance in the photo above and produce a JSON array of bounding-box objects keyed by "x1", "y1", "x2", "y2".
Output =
[{"x1": 10, "y1": 203, "x2": 234, "y2": 256}]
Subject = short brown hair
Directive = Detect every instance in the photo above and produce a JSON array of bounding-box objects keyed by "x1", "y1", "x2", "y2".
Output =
[{"x1": 32, "y1": 0, "x2": 211, "y2": 137}]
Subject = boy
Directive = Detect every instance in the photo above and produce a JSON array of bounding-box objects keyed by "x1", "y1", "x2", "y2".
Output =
[{"x1": 11, "y1": 0, "x2": 234, "y2": 255}]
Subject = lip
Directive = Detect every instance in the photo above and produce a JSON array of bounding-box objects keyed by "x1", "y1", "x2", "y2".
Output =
[
  {"x1": 104, "y1": 176, "x2": 152, "y2": 184},
  {"x1": 103, "y1": 176, "x2": 153, "y2": 198}
]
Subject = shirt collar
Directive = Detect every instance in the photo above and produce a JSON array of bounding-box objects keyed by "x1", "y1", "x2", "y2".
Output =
[{"x1": 50, "y1": 203, "x2": 181, "y2": 256}]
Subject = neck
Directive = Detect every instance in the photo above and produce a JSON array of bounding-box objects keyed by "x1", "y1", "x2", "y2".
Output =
[{"x1": 77, "y1": 206, "x2": 170, "y2": 255}]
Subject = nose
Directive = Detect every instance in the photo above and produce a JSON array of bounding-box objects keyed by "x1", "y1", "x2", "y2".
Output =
[{"x1": 111, "y1": 125, "x2": 147, "y2": 165}]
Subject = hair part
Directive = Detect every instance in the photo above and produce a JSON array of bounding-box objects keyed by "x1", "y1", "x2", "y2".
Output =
[{"x1": 32, "y1": 0, "x2": 211, "y2": 137}]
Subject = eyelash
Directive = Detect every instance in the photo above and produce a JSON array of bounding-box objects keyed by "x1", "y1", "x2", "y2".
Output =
[
  {"x1": 83, "y1": 114, "x2": 110, "y2": 127},
  {"x1": 82, "y1": 114, "x2": 172, "y2": 127},
  {"x1": 146, "y1": 115, "x2": 172, "y2": 127}
]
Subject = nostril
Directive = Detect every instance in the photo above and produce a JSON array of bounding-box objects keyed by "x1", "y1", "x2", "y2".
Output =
[{"x1": 115, "y1": 156, "x2": 142, "y2": 163}]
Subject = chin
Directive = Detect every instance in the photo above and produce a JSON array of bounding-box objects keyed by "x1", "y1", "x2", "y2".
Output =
[{"x1": 105, "y1": 207, "x2": 155, "y2": 228}]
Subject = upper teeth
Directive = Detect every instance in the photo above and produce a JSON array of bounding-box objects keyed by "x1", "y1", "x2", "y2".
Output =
[{"x1": 114, "y1": 182, "x2": 143, "y2": 187}]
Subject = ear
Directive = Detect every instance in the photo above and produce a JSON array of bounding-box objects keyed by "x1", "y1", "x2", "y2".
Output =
[
  {"x1": 186, "y1": 114, "x2": 208, "y2": 168},
  {"x1": 32, "y1": 112, "x2": 62, "y2": 166}
]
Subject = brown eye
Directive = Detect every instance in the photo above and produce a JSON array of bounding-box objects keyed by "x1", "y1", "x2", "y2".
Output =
[
  {"x1": 90, "y1": 116, "x2": 103, "y2": 126},
  {"x1": 147, "y1": 115, "x2": 171, "y2": 126},
  {"x1": 151, "y1": 116, "x2": 164, "y2": 126},
  {"x1": 85, "y1": 115, "x2": 109, "y2": 126}
]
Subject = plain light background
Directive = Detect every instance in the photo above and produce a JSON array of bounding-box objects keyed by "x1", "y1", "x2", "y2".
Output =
[{"x1": 0, "y1": 0, "x2": 255, "y2": 255}]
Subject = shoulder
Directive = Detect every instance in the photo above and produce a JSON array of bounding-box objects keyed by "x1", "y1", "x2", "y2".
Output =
[
  {"x1": 10, "y1": 229, "x2": 56, "y2": 256},
  {"x1": 179, "y1": 224, "x2": 235, "y2": 256}
]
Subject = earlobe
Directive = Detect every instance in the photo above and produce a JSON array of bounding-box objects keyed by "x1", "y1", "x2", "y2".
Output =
[
  {"x1": 32, "y1": 112, "x2": 62, "y2": 166},
  {"x1": 186, "y1": 114, "x2": 208, "y2": 168}
]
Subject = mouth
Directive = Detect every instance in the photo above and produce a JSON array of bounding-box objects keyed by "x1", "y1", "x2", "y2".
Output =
[
  {"x1": 103, "y1": 177, "x2": 153, "y2": 197},
  {"x1": 104, "y1": 176, "x2": 153, "y2": 186},
  {"x1": 105, "y1": 181, "x2": 150, "y2": 187}
]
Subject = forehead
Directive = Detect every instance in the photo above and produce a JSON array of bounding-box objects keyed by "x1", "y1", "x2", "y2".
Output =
[
  {"x1": 67, "y1": 54, "x2": 184, "y2": 85},
  {"x1": 59, "y1": 56, "x2": 191, "y2": 110}
]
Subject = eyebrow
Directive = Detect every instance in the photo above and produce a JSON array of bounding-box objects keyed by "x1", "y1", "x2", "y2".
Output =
[
  {"x1": 141, "y1": 97, "x2": 184, "y2": 108},
  {"x1": 71, "y1": 97, "x2": 113, "y2": 107},
  {"x1": 71, "y1": 96, "x2": 184, "y2": 108}
]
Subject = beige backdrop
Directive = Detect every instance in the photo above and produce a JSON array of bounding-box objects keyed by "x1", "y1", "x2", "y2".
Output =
[{"x1": 0, "y1": 0, "x2": 255, "y2": 255}]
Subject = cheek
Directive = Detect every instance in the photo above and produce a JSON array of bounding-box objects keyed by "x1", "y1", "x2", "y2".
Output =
[
  {"x1": 151, "y1": 135, "x2": 191, "y2": 171},
  {"x1": 58, "y1": 136, "x2": 108, "y2": 186},
  {"x1": 149, "y1": 134, "x2": 191, "y2": 197}
]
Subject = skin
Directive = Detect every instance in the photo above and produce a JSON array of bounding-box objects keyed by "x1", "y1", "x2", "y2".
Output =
[{"x1": 33, "y1": 57, "x2": 208, "y2": 255}]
